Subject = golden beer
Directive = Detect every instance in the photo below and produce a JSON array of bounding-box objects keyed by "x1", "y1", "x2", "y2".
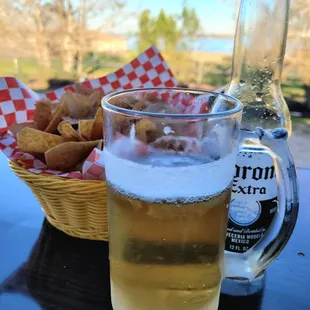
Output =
[
  {"x1": 107, "y1": 165, "x2": 232, "y2": 310},
  {"x1": 102, "y1": 87, "x2": 243, "y2": 310}
]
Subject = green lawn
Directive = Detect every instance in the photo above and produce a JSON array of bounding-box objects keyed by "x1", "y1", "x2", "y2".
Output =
[
  {"x1": 282, "y1": 81, "x2": 306, "y2": 104},
  {"x1": 0, "y1": 58, "x2": 75, "y2": 89},
  {"x1": 0, "y1": 54, "x2": 133, "y2": 89},
  {"x1": 291, "y1": 116, "x2": 310, "y2": 125}
]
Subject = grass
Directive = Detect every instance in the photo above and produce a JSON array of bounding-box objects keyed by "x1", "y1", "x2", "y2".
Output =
[
  {"x1": 282, "y1": 81, "x2": 306, "y2": 104},
  {"x1": 0, "y1": 58, "x2": 75, "y2": 89},
  {"x1": 0, "y1": 54, "x2": 308, "y2": 111},
  {"x1": 291, "y1": 116, "x2": 310, "y2": 125},
  {"x1": 0, "y1": 53, "x2": 134, "y2": 89}
]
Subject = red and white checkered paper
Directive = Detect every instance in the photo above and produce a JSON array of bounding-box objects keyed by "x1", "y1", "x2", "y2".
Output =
[
  {"x1": 0, "y1": 45, "x2": 180, "y2": 179},
  {"x1": 82, "y1": 148, "x2": 105, "y2": 180}
]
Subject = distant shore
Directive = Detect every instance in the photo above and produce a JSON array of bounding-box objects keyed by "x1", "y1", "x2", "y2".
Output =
[{"x1": 127, "y1": 36, "x2": 302, "y2": 55}]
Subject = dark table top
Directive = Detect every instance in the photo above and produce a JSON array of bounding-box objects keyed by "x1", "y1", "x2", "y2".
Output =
[{"x1": 0, "y1": 152, "x2": 309, "y2": 310}]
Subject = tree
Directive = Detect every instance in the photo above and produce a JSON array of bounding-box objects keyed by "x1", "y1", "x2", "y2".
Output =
[
  {"x1": 137, "y1": 5, "x2": 202, "y2": 53},
  {"x1": 138, "y1": 9, "x2": 179, "y2": 52},
  {"x1": 33, "y1": 0, "x2": 53, "y2": 68},
  {"x1": 50, "y1": 0, "x2": 128, "y2": 74},
  {"x1": 179, "y1": 5, "x2": 200, "y2": 51},
  {"x1": 1, "y1": 0, "x2": 128, "y2": 75},
  {"x1": 138, "y1": 10, "x2": 157, "y2": 52},
  {"x1": 155, "y1": 9, "x2": 179, "y2": 51},
  {"x1": 1, "y1": 0, "x2": 53, "y2": 67},
  {"x1": 181, "y1": 6, "x2": 200, "y2": 38},
  {"x1": 0, "y1": 0, "x2": 9, "y2": 38},
  {"x1": 137, "y1": 6, "x2": 202, "y2": 84},
  {"x1": 289, "y1": 0, "x2": 310, "y2": 108}
]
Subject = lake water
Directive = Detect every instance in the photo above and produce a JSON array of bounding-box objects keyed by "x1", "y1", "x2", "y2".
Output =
[
  {"x1": 127, "y1": 36, "x2": 234, "y2": 53},
  {"x1": 127, "y1": 36, "x2": 299, "y2": 55}
]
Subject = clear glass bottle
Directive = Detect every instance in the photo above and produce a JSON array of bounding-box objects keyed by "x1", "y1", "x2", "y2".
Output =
[
  {"x1": 226, "y1": 0, "x2": 291, "y2": 134},
  {"x1": 221, "y1": 0, "x2": 298, "y2": 302}
]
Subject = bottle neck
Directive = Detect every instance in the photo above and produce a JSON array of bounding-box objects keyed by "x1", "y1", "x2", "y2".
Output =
[
  {"x1": 230, "y1": 0, "x2": 289, "y2": 87},
  {"x1": 227, "y1": 0, "x2": 291, "y2": 134}
]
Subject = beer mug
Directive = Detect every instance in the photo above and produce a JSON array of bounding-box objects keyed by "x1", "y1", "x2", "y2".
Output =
[{"x1": 102, "y1": 88, "x2": 298, "y2": 310}]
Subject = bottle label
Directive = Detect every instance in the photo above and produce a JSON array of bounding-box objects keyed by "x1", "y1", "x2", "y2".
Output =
[{"x1": 225, "y1": 151, "x2": 278, "y2": 253}]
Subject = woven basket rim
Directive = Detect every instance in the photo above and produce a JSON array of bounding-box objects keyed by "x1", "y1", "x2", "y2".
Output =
[{"x1": 9, "y1": 160, "x2": 104, "y2": 184}]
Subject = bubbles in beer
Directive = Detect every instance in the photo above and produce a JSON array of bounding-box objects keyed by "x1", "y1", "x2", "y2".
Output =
[
  {"x1": 163, "y1": 126, "x2": 175, "y2": 135},
  {"x1": 255, "y1": 93, "x2": 263, "y2": 102},
  {"x1": 239, "y1": 80, "x2": 246, "y2": 87}
]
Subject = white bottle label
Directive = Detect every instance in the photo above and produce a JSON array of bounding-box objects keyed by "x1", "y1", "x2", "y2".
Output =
[{"x1": 225, "y1": 151, "x2": 278, "y2": 253}]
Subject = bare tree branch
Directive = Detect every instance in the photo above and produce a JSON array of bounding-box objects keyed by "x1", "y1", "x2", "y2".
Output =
[{"x1": 1, "y1": 0, "x2": 129, "y2": 74}]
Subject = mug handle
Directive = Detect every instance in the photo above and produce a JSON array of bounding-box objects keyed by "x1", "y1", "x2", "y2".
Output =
[{"x1": 224, "y1": 128, "x2": 299, "y2": 280}]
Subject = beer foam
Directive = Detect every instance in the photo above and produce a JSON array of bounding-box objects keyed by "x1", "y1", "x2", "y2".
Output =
[{"x1": 104, "y1": 150, "x2": 237, "y2": 202}]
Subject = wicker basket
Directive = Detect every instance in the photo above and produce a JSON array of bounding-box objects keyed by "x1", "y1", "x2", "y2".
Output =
[{"x1": 9, "y1": 161, "x2": 108, "y2": 241}]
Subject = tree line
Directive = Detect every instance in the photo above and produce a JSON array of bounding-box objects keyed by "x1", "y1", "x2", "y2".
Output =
[
  {"x1": 138, "y1": 6, "x2": 200, "y2": 52},
  {"x1": 0, "y1": 0, "x2": 128, "y2": 75}
]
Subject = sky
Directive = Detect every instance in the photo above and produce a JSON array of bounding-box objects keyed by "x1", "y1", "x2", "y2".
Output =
[{"x1": 90, "y1": 0, "x2": 238, "y2": 35}]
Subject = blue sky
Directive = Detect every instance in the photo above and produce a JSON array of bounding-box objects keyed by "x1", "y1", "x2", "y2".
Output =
[{"x1": 91, "y1": 0, "x2": 238, "y2": 35}]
